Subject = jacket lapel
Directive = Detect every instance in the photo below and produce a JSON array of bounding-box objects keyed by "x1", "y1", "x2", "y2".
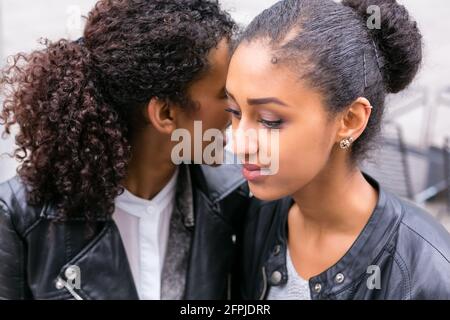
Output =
[{"x1": 55, "y1": 220, "x2": 139, "y2": 300}]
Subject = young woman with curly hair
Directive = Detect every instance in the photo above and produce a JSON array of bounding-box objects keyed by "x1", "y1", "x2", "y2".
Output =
[
  {"x1": 0, "y1": 0, "x2": 249, "y2": 300},
  {"x1": 226, "y1": 0, "x2": 450, "y2": 299}
]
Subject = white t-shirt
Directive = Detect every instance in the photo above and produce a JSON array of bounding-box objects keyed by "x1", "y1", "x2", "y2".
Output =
[
  {"x1": 113, "y1": 168, "x2": 179, "y2": 300},
  {"x1": 267, "y1": 248, "x2": 312, "y2": 300}
]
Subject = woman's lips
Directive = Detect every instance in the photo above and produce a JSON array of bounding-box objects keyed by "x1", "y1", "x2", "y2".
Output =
[{"x1": 242, "y1": 164, "x2": 265, "y2": 182}]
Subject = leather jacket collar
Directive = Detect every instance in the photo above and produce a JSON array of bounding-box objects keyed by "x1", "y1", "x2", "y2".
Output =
[{"x1": 262, "y1": 174, "x2": 401, "y2": 299}]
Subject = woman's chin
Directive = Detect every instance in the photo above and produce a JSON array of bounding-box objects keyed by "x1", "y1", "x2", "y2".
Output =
[{"x1": 248, "y1": 183, "x2": 289, "y2": 201}]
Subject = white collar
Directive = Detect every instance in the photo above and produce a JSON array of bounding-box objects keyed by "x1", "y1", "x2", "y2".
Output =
[{"x1": 115, "y1": 167, "x2": 179, "y2": 218}]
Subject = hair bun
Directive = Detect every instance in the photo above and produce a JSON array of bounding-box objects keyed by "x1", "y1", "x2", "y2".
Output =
[{"x1": 342, "y1": 0, "x2": 423, "y2": 93}]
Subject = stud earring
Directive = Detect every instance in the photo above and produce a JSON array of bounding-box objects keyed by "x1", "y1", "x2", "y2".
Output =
[{"x1": 340, "y1": 137, "x2": 354, "y2": 150}]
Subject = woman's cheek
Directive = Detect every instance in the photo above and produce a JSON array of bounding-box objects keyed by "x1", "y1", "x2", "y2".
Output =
[{"x1": 278, "y1": 131, "x2": 319, "y2": 185}]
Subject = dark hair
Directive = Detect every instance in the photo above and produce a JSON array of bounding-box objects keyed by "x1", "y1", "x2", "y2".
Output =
[
  {"x1": 0, "y1": 0, "x2": 235, "y2": 221},
  {"x1": 238, "y1": 0, "x2": 423, "y2": 160}
]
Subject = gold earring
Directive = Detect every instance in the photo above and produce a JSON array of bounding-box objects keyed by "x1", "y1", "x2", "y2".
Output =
[{"x1": 340, "y1": 137, "x2": 354, "y2": 150}]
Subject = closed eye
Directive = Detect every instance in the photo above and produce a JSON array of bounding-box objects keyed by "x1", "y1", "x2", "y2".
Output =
[
  {"x1": 258, "y1": 119, "x2": 284, "y2": 129},
  {"x1": 224, "y1": 107, "x2": 241, "y2": 120}
]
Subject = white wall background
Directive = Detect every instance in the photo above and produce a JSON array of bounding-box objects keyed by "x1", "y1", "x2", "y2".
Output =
[{"x1": 1, "y1": 0, "x2": 450, "y2": 183}]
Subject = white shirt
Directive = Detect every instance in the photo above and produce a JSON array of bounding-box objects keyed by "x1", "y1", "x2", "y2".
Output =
[{"x1": 113, "y1": 168, "x2": 179, "y2": 300}]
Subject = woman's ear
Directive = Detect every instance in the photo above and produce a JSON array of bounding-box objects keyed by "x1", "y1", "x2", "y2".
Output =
[
  {"x1": 146, "y1": 98, "x2": 177, "y2": 135},
  {"x1": 336, "y1": 97, "x2": 373, "y2": 143}
]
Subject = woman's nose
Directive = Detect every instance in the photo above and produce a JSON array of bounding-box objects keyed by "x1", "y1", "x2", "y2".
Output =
[{"x1": 231, "y1": 120, "x2": 259, "y2": 160}]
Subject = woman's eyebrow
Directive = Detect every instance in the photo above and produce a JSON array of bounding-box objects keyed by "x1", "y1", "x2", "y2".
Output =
[
  {"x1": 225, "y1": 89, "x2": 289, "y2": 107},
  {"x1": 247, "y1": 97, "x2": 288, "y2": 107}
]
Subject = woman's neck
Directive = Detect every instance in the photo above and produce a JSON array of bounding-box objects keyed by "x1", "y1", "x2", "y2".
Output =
[
  {"x1": 287, "y1": 156, "x2": 379, "y2": 279},
  {"x1": 122, "y1": 128, "x2": 177, "y2": 200},
  {"x1": 291, "y1": 157, "x2": 378, "y2": 235}
]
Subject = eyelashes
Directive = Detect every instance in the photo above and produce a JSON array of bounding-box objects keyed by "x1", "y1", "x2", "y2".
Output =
[
  {"x1": 224, "y1": 107, "x2": 241, "y2": 119},
  {"x1": 224, "y1": 107, "x2": 284, "y2": 129},
  {"x1": 258, "y1": 119, "x2": 284, "y2": 129}
]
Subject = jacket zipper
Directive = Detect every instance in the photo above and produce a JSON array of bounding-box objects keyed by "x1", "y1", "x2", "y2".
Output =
[
  {"x1": 258, "y1": 266, "x2": 268, "y2": 300},
  {"x1": 56, "y1": 276, "x2": 84, "y2": 300}
]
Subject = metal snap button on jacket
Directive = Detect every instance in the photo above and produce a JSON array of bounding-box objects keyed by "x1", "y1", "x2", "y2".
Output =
[
  {"x1": 314, "y1": 283, "x2": 322, "y2": 293},
  {"x1": 335, "y1": 273, "x2": 345, "y2": 284},
  {"x1": 270, "y1": 271, "x2": 282, "y2": 285}
]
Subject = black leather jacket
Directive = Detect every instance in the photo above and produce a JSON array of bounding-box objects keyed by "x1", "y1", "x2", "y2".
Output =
[
  {"x1": 238, "y1": 174, "x2": 450, "y2": 300},
  {"x1": 0, "y1": 164, "x2": 249, "y2": 300}
]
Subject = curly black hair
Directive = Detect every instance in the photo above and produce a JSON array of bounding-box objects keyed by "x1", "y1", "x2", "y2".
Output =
[{"x1": 0, "y1": 0, "x2": 236, "y2": 221}]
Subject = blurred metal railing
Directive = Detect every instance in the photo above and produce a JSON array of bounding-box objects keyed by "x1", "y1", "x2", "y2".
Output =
[
  {"x1": 362, "y1": 85, "x2": 449, "y2": 205},
  {"x1": 362, "y1": 123, "x2": 414, "y2": 200},
  {"x1": 444, "y1": 137, "x2": 450, "y2": 213},
  {"x1": 439, "y1": 87, "x2": 450, "y2": 212}
]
